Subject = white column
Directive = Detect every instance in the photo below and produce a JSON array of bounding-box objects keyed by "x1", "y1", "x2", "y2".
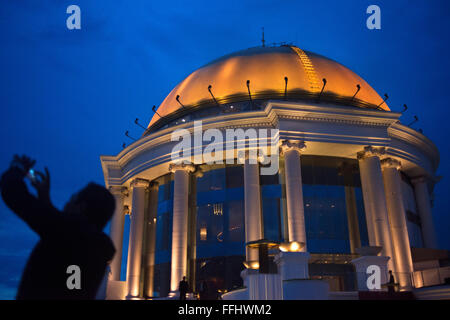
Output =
[
  {"x1": 345, "y1": 186, "x2": 361, "y2": 253},
  {"x1": 357, "y1": 146, "x2": 395, "y2": 271},
  {"x1": 108, "y1": 186, "x2": 127, "y2": 281},
  {"x1": 169, "y1": 163, "x2": 195, "y2": 293},
  {"x1": 280, "y1": 140, "x2": 307, "y2": 251},
  {"x1": 126, "y1": 178, "x2": 149, "y2": 299},
  {"x1": 144, "y1": 181, "x2": 159, "y2": 298},
  {"x1": 244, "y1": 154, "x2": 263, "y2": 266},
  {"x1": 412, "y1": 176, "x2": 438, "y2": 249},
  {"x1": 381, "y1": 158, "x2": 413, "y2": 289}
]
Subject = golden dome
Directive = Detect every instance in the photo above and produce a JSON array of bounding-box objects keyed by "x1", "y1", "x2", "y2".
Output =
[{"x1": 148, "y1": 45, "x2": 389, "y2": 128}]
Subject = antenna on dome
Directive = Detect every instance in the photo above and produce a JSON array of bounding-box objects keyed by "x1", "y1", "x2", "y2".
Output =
[
  {"x1": 284, "y1": 77, "x2": 288, "y2": 100},
  {"x1": 152, "y1": 105, "x2": 162, "y2": 118},
  {"x1": 408, "y1": 115, "x2": 418, "y2": 127},
  {"x1": 377, "y1": 93, "x2": 389, "y2": 108},
  {"x1": 208, "y1": 85, "x2": 220, "y2": 107},
  {"x1": 262, "y1": 27, "x2": 265, "y2": 47},
  {"x1": 246, "y1": 80, "x2": 254, "y2": 108},
  {"x1": 125, "y1": 130, "x2": 137, "y2": 141},
  {"x1": 317, "y1": 78, "x2": 327, "y2": 103},
  {"x1": 134, "y1": 118, "x2": 146, "y2": 130},
  {"x1": 401, "y1": 104, "x2": 408, "y2": 113},
  {"x1": 351, "y1": 84, "x2": 361, "y2": 101},
  {"x1": 176, "y1": 95, "x2": 186, "y2": 109}
]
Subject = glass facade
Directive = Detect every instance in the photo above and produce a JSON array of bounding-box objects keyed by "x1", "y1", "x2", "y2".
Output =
[
  {"x1": 194, "y1": 164, "x2": 246, "y2": 298},
  {"x1": 301, "y1": 156, "x2": 369, "y2": 253},
  {"x1": 149, "y1": 156, "x2": 371, "y2": 297},
  {"x1": 153, "y1": 174, "x2": 174, "y2": 297}
]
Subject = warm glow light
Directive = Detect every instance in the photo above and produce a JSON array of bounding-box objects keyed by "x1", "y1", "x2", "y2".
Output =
[
  {"x1": 290, "y1": 241, "x2": 300, "y2": 251},
  {"x1": 213, "y1": 203, "x2": 223, "y2": 215},
  {"x1": 200, "y1": 227, "x2": 207, "y2": 241},
  {"x1": 243, "y1": 261, "x2": 260, "y2": 269},
  {"x1": 279, "y1": 241, "x2": 304, "y2": 252}
]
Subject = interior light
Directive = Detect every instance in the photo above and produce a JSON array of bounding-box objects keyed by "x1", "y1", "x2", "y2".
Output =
[{"x1": 200, "y1": 227, "x2": 207, "y2": 241}]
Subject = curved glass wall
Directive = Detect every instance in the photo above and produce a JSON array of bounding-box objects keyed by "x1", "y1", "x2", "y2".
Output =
[
  {"x1": 301, "y1": 156, "x2": 369, "y2": 253},
  {"x1": 301, "y1": 155, "x2": 368, "y2": 292},
  {"x1": 152, "y1": 174, "x2": 174, "y2": 297},
  {"x1": 149, "y1": 156, "x2": 370, "y2": 297},
  {"x1": 194, "y1": 164, "x2": 246, "y2": 299}
]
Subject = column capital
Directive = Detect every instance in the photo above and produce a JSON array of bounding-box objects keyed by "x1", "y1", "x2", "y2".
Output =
[
  {"x1": 149, "y1": 180, "x2": 159, "y2": 190},
  {"x1": 130, "y1": 178, "x2": 150, "y2": 189},
  {"x1": 108, "y1": 185, "x2": 128, "y2": 196},
  {"x1": 357, "y1": 146, "x2": 386, "y2": 160},
  {"x1": 279, "y1": 140, "x2": 306, "y2": 155},
  {"x1": 124, "y1": 205, "x2": 130, "y2": 215},
  {"x1": 169, "y1": 162, "x2": 196, "y2": 173},
  {"x1": 194, "y1": 168, "x2": 204, "y2": 178},
  {"x1": 237, "y1": 150, "x2": 266, "y2": 164},
  {"x1": 380, "y1": 158, "x2": 401, "y2": 170},
  {"x1": 411, "y1": 175, "x2": 428, "y2": 185}
]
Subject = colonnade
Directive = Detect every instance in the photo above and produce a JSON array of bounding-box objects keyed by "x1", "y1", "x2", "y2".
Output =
[{"x1": 108, "y1": 143, "x2": 437, "y2": 297}]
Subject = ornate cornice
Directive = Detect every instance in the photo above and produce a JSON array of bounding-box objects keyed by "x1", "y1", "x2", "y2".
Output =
[
  {"x1": 101, "y1": 101, "x2": 439, "y2": 186},
  {"x1": 278, "y1": 114, "x2": 389, "y2": 127}
]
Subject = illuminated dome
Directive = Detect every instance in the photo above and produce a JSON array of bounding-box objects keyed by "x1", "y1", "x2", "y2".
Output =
[{"x1": 148, "y1": 45, "x2": 389, "y2": 128}]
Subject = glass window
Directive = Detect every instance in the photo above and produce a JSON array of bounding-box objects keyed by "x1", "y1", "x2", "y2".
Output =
[{"x1": 301, "y1": 156, "x2": 368, "y2": 254}]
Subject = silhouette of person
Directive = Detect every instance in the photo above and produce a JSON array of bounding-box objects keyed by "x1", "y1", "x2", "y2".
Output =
[
  {"x1": 0, "y1": 155, "x2": 116, "y2": 300},
  {"x1": 388, "y1": 270, "x2": 395, "y2": 294},
  {"x1": 198, "y1": 280, "x2": 208, "y2": 300},
  {"x1": 179, "y1": 276, "x2": 189, "y2": 300}
]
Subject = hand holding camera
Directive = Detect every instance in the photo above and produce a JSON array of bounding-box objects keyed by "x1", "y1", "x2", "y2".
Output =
[{"x1": 9, "y1": 154, "x2": 51, "y2": 203}]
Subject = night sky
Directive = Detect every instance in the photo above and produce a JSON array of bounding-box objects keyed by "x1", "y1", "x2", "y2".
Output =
[{"x1": 0, "y1": 0, "x2": 449, "y2": 299}]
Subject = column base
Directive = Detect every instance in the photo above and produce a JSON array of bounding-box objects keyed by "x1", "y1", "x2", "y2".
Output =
[
  {"x1": 274, "y1": 251, "x2": 310, "y2": 280},
  {"x1": 125, "y1": 295, "x2": 143, "y2": 300}
]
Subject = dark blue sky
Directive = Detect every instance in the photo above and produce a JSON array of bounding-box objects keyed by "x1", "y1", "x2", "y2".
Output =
[{"x1": 0, "y1": 0, "x2": 449, "y2": 299}]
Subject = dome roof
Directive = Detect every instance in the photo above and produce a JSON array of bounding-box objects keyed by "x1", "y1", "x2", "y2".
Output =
[{"x1": 148, "y1": 45, "x2": 389, "y2": 128}]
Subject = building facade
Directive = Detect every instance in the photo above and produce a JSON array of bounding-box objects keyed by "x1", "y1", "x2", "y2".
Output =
[{"x1": 101, "y1": 45, "x2": 444, "y2": 299}]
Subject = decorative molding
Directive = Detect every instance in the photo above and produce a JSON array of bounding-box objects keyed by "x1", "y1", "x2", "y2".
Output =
[
  {"x1": 101, "y1": 101, "x2": 439, "y2": 185},
  {"x1": 278, "y1": 114, "x2": 390, "y2": 127}
]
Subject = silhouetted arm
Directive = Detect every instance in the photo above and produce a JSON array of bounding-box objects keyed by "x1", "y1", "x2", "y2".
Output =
[{"x1": 0, "y1": 167, "x2": 62, "y2": 237}]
